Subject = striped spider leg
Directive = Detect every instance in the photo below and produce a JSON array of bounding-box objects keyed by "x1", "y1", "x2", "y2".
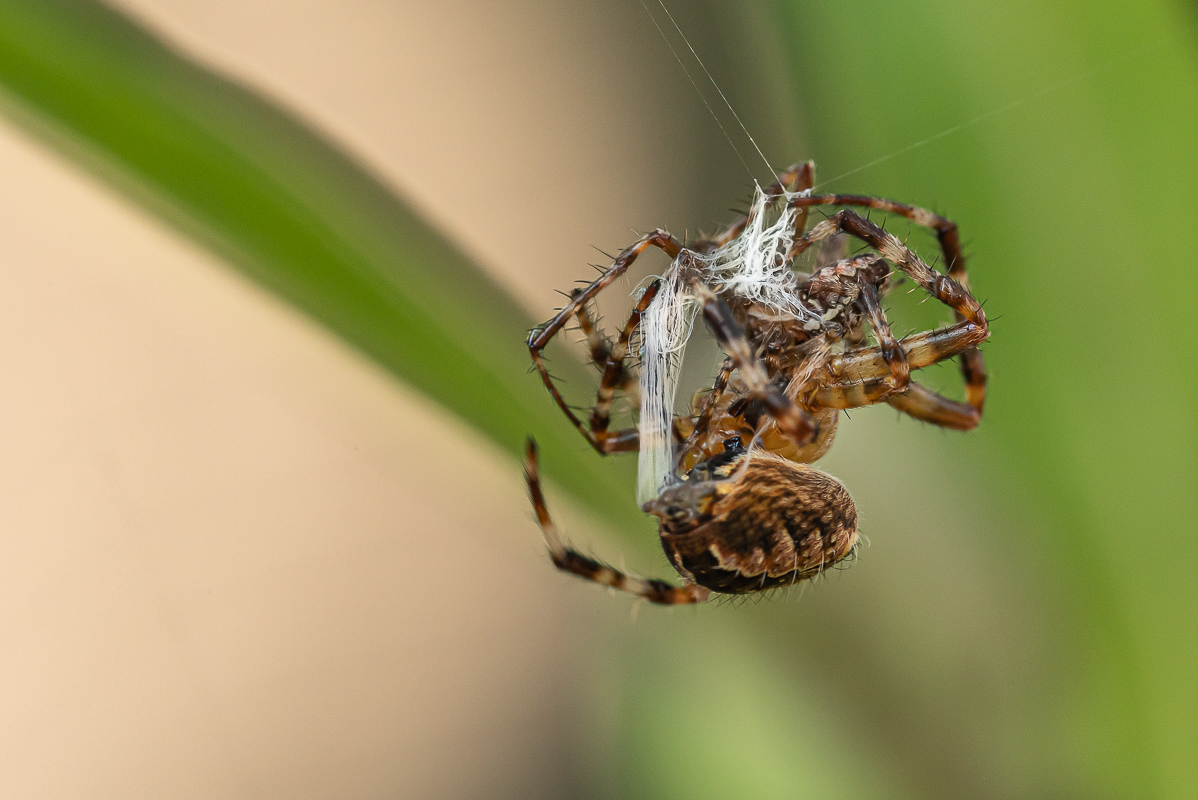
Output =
[{"x1": 790, "y1": 191, "x2": 988, "y2": 428}]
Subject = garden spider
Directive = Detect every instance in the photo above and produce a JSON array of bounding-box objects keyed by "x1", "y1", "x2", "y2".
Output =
[{"x1": 525, "y1": 162, "x2": 989, "y2": 604}]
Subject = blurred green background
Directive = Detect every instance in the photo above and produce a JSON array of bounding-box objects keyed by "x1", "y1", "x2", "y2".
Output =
[{"x1": 0, "y1": 1, "x2": 1194, "y2": 798}]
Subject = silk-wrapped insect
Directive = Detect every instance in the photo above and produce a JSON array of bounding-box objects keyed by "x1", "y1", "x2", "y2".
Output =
[{"x1": 525, "y1": 162, "x2": 989, "y2": 604}]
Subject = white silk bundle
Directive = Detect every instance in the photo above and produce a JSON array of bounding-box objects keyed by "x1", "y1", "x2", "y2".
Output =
[
  {"x1": 635, "y1": 186, "x2": 819, "y2": 506},
  {"x1": 635, "y1": 265, "x2": 696, "y2": 506}
]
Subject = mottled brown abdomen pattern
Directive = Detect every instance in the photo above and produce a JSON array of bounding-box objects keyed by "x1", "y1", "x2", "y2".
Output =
[{"x1": 659, "y1": 454, "x2": 858, "y2": 594}]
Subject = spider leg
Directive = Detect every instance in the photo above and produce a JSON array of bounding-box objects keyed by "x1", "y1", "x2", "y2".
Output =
[
  {"x1": 791, "y1": 162, "x2": 817, "y2": 242},
  {"x1": 588, "y1": 280, "x2": 661, "y2": 448},
  {"x1": 529, "y1": 230, "x2": 684, "y2": 454},
  {"x1": 886, "y1": 382, "x2": 980, "y2": 430},
  {"x1": 571, "y1": 289, "x2": 640, "y2": 404},
  {"x1": 793, "y1": 193, "x2": 966, "y2": 280},
  {"x1": 857, "y1": 282, "x2": 910, "y2": 393},
  {"x1": 813, "y1": 319, "x2": 987, "y2": 412},
  {"x1": 794, "y1": 210, "x2": 985, "y2": 327},
  {"x1": 825, "y1": 322, "x2": 988, "y2": 383},
  {"x1": 524, "y1": 439, "x2": 709, "y2": 605},
  {"x1": 571, "y1": 288, "x2": 614, "y2": 364},
  {"x1": 530, "y1": 229, "x2": 683, "y2": 351},
  {"x1": 793, "y1": 209, "x2": 987, "y2": 422},
  {"x1": 792, "y1": 195, "x2": 988, "y2": 415},
  {"x1": 688, "y1": 279, "x2": 819, "y2": 448}
]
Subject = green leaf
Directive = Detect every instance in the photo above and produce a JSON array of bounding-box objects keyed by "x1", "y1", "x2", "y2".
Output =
[
  {"x1": 770, "y1": 0, "x2": 1198, "y2": 796},
  {"x1": 0, "y1": 0, "x2": 641, "y2": 529}
]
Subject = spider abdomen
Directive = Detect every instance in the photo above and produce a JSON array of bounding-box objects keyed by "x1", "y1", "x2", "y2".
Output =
[{"x1": 652, "y1": 453, "x2": 858, "y2": 594}]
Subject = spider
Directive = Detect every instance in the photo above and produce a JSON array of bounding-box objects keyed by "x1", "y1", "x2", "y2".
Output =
[{"x1": 525, "y1": 161, "x2": 989, "y2": 605}]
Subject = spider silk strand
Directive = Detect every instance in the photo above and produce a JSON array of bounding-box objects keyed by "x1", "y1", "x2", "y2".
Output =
[{"x1": 636, "y1": 187, "x2": 818, "y2": 504}]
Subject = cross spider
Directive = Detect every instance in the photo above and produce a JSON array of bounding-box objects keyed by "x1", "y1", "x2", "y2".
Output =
[{"x1": 525, "y1": 162, "x2": 989, "y2": 604}]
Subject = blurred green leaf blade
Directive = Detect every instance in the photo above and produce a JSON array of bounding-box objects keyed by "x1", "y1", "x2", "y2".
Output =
[{"x1": 0, "y1": 0, "x2": 640, "y2": 527}]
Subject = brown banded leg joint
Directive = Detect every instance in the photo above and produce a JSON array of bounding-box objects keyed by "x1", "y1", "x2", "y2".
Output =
[
  {"x1": 523, "y1": 438, "x2": 708, "y2": 605},
  {"x1": 787, "y1": 194, "x2": 990, "y2": 420}
]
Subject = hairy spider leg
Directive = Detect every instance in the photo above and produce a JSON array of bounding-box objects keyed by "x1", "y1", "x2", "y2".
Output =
[
  {"x1": 792, "y1": 193, "x2": 988, "y2": 417},
  {"x1": 589, "y1": 280, "x2": 661, "y2": 446},
  {"x1": 828, "y1": 324, "x2": 989, "y2": 382},
  {"x1": 802, "y1": 251, "x2": 910, "y2": 394},
  {"x1": 570, "y1": 287, "x2": 613, "y2": 364},
  {"x1": 885, "y1": 383, "x2": 981, "y2": 430},
  {"x1": 523, "y1": 439, "x2": 709, "y2": 605},
  {"x1": 812, "y1": 322, "x2": 988, "y2": 427},
  {"x1": 858, "y1": 282, "x2": 911, "y2": 392},
  {"x1": 570, "y1": 288, "x2": 641, "y2": 406},
  {"x1": 688, "y1": 278, "x2": 820, "y2": 448},
  {"x1": 570, "y1": 287, "x2": 618, "y2": 368},
  {"x1": 528, "y1": 230, "x2": 684, "y2": 455},
  {"x1": 533, "y1": 280, "x2": 659, "y2": 456},
  {"x1": 793, "y1": 208, "x2": 989, "y2": 429}
]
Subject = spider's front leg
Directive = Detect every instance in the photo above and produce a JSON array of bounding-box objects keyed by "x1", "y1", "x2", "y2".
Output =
[
  {"x1": 792, "y1": 196, "x2": 989, "y2": 415},
  {"x1": 795, "y1": 210, "x2": 986, "y2": 329},
  {"x1": 687, "y1": 279, "x2": 819, "y2": 448},
  {"x1": 524, "y1": 439, "x2": 709, "y2": 605},
  {"x1": 828, "y1": 324, "x2": 990, "y2": 383},
  {"x1": 795, "y1": 209, "x2": 989, "y2": 427},
  {"x1": 813, "y1": 323, "x2": 988, "y2": 428},
  {"x1": 857, "y1": 282, "x2": 910, "y2": 393}
]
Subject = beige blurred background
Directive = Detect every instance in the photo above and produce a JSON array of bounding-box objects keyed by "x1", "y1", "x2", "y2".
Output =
[{"x1": 0, "y1": 1, "x2": 746, "y2": 796}]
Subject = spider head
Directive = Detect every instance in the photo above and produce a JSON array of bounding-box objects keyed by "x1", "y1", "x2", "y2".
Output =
[
  {"x1": 642, "y1": 438, "x2": 748, "y2": 532},
  {"x1": 642, "y1": 483, "x2": 727, "y2": 531},
  {"x1": 642, "y1": 483, "x2": 720, "y2": 533}
]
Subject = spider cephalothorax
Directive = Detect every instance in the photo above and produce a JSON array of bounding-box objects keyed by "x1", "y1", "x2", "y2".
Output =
[
  {"x1": 524, "y1": 161, "x2": 989, "y2": 604},
  {"x1": 799, "y1": 254, "x2": 891, "y2": 337}
]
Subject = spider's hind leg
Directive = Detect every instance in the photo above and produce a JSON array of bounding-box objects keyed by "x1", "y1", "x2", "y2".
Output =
[{"x1": 523, "y1": 439, "x2": 709, "y2": 605}]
